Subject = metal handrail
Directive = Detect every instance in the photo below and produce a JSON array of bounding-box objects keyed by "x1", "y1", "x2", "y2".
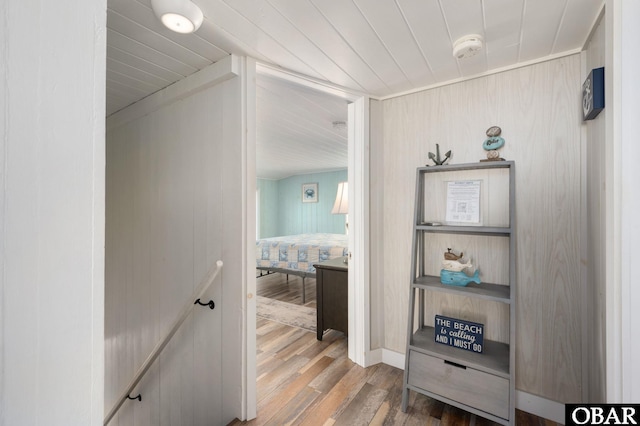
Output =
[{"x1": 103, "y1": 260, "x2": 224, "y2": 425}]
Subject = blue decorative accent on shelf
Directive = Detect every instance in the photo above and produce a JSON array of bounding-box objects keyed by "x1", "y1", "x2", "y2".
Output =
[
  {"x1": 482, "y1": 136, "x2": 505, "y2": 151},
  {"x1": 440, "y1": 269, "x2": 481, "y2": 286}
]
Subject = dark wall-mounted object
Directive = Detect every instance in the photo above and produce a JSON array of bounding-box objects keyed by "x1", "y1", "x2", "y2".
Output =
[
  {"x1": 583, "y1": 67, "x2": 605, "y2": 121},
  {"x1": 194, "y1": 298, "x2": 215, "y2": 310}
]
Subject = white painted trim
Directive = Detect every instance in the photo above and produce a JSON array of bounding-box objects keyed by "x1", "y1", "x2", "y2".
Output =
[
  {"x1": 92, "y1": 4, "x2": 108, "y2": 421},
  {"x1": 515, "y1": 391, "x2": 565, "y2": 424},
  {"x1": 605, "y1": 0, "x2": 623, "y2": 403},
  {"x1": 366, "y1": 348, "x2": 383, "y2": 366},
  {"x1": 243, "y1": 57, "x2": 258, "y2": 421},
  {"x1": 377, "y1": 49, "x2": 582, "y2": 101},
  {"x1": 346, "y1": 96, "x2": 370, "y2": 366},
  {"x1": 616, "y1": 0, "x2": 640, "y2": 402},
  {"x1": 347, "y1": 103, "x2": 357, "y2": 363},
  {"x1": 0, "y1": 0, "x2": 7, "y2": 415},
  {"x1": 256, "y1": 62, "x2": 365, "y2": 101},
  {"x1": 106, "y1": 55, "x2": 239, "y2": 131},
  {"x1": 378, "y1": 349, "x2": 565, "y2": 423},
  {"x1": 579, "y1": 51, "x2": 591, "y2": 403},
  {"x1": 380, "y1": 348, "x2": 405, "y2": 370}
]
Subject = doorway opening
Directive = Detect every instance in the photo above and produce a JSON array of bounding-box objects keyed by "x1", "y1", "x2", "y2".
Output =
[
  {"x1": 254, "y1": 69, "x2": 349, "y2": 312},
  {"x1": 246, "y1": 61, "x2": 370, "y2": 419}
]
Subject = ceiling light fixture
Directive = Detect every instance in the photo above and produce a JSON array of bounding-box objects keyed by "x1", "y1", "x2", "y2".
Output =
[
  {"x1": 452, "y1": 34, "x2": 484, "y2": 60},
  {"x1": 151, "y1": 0, "x2": 203, "y2": 34}
]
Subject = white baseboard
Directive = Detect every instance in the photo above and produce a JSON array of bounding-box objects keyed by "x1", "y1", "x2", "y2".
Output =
[
  {"x1": 373, "y1": 349, "x2": 565, "y2": 424},
  {"x1": 516, "y1": 391, "x2": 565, "y2": 424},
  {"x1": 365, "y1": 348, "x2": 382, "y2": 366},
  {"x1": 381, "y1": 348, "x2": 405, "y2": 369}
]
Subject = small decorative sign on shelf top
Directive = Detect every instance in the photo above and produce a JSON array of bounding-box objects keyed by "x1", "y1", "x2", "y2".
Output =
[
  {"x1": 426, "y1": 143, "x2": 451, "y2": 166},
  {"x1": 481, "y1": 125, "x2": 506, "y2": 162}
]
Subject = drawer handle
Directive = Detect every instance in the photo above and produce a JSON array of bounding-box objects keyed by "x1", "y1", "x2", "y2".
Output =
[{"x1": 444, "y1": 360, "x2": 467, "y2": 370}]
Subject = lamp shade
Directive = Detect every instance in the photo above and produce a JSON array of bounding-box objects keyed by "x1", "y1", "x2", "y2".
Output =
[
  {"x1": 331, "y1": 182, "x2": 348, "y2": 214},
  {"x1": 151, "y1": 0, "x2": 203, "y2": 33}
]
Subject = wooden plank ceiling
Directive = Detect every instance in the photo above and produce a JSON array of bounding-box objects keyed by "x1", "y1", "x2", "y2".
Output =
[{"x1": 107, "y1": 0, "x2": 602, "y2": 178}]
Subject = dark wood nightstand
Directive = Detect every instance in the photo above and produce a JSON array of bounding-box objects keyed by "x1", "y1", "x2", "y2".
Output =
[{"x1": 314, "y1": 256, "x2": 348, "y2": 340}]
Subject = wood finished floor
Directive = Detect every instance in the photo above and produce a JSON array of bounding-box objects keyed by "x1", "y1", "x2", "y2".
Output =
[{"x1": 228, "y1": 273, "x2": 559, "y2": 426}]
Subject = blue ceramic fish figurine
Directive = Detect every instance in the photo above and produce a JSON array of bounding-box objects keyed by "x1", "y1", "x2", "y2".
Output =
[{"x1": 440, "y1": 269, "x2": 481, "y2": 287}]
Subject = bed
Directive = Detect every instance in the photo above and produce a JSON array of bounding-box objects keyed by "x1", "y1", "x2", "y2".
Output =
[{"x1": 256, "y1": 233, "x2": 348, "y2": 303}]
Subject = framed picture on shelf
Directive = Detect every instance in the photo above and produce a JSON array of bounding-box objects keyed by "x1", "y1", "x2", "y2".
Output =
[{"x1": 302, "y1": 183, "x2": 318, "y2": 203}]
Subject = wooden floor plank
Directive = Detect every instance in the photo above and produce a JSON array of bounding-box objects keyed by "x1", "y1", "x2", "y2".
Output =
[
  {"x1": 440, "y1": 404, "x2": 473, "y2": 425},
  {"x1": 257, "y1": 357, "x2": 334, "y2": 421},
  {"x1": 256, "y1": 353, "x2": 284, "y2": 381},
  {"x1": 367, "y1": 363, "x2": 403, "y2": 391},
  {"x1": 298, "y1": 332, "x2": 343, "y2": 366},
  {"x1": 308, "y1": 356, "x2": 354, "y2": 393},
  {"x1": 296, "y1": 362, "x2": 375, "y2": 425},
  {"x1": 256, "y1": 317, "x2": 280, "y2": 332},
  {"x1": 259, "y1": 327, "x2": 308, "y2": 356},
  {"x1": 275, "y1": 331, "x2": 317, "y2": 362},
  {"x1": 263, "y1": 385, "x2": 321, "y2": 426},
  {"x1": 374, "y1": 374, "x2": 413, "y2": 426},
  {"x1": 403, "y1": 391, "x2": 440, "y2": 426},
  {"x1": 368, "y1": 400, "x2": 392, "y2": 426},
  {"x1": 228, "y1": 272, "x2": 560, "y2": 426},
  {"x1": 333, "y1": 382, "x2": 388, "y2": 426},
  {"x1": 257, "y1": 354, "x2": 309, "y2": 402}
]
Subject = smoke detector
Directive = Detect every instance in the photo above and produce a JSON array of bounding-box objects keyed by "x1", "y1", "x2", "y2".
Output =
[{"x1": 452, "y1": 34, "x2": 484, "y2": 59}]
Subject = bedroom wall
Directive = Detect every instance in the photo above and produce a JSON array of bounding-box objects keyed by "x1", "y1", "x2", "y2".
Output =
[
  {"x1": 376, "y1": 54, "x2": 584, "y2": 403},
  {"x1": 257, "y1": 179, "x2": 279, "y2": 238},
  {"x1": 105, "y1": 57, "x2": 244, "y2": 425},
  {"x1": 268, "y1": 170, "x2": 348, "y2": 236},
  {"x1": 257, "y1": 171, "x2": 347, "y2": 238}
]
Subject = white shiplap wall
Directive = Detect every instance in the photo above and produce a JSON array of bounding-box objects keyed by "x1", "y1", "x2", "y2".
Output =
[
  {"x1": 279, "y1": 171, "x2": 348, "y2": 236},
  {"x1": 377, "y1": 55, "x2": 583, "y2": 403},
  {"x1": 105, "y1": 58, "x2": 244, "y2": 425},
  {"x1": 1, "y1": 0, "x2": 106, "y2": 424}
]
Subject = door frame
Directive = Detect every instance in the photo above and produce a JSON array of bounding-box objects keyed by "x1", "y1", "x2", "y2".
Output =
[{"x1": 243, "y1": 58, "x2": 370, "y2": 419}]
